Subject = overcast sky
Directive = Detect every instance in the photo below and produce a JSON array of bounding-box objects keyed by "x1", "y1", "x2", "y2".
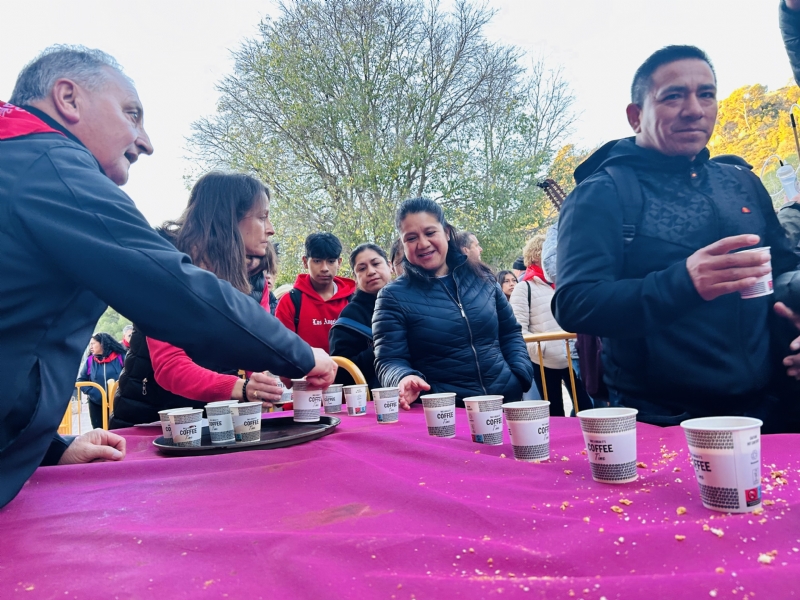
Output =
[{"x1": 1, "y1": 1, "x2": 794, "y2": 225}]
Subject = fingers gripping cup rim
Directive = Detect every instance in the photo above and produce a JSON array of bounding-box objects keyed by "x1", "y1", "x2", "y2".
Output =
[{"x1": 737, "y1": 246, "x2": 772, "y2": 299}]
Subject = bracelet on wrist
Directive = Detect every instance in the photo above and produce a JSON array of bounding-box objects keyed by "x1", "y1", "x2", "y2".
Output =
[{"x1": 241, "y1": 377, "x2": 251, "y2": 401}]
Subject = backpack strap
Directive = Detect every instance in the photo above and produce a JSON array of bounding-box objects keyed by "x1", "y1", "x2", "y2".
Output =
[
  {"x1": 527, "y1": 279, "x2": 531, "y2": 309},
  {"x1": 605, "y1": 165, "x2": 644, "y2": 245},
  {"x1": 332, "y1": 317, "x2": 373, "y2": 340},
  {"x1": 289, "y1": 288, "x2": 302, "y2": 332},
  {"x1": 86, "y1": 355, "x2": 92, "y2": 378}
]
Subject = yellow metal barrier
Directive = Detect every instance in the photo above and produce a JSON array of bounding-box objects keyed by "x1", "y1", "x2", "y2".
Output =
[
  {"x1": 331, "y1": 356, "x2": 370, "y2": 401},
  {"x1": 106, "y1": 379, "x2": 118, "y2": 425},
  {"x1": 62, "y1": 381, "x2": 109, "y2": 434},
  {"x1": 521, "y1": 331, "x2": 580, "y2": 415}
]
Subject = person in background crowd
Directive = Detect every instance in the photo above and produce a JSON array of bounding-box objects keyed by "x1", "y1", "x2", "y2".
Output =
[
  {"x1": 0, "y1": 45, "x2": 335, "y2": 509},
  {"x1": 373, "y1": 198, "x2": 533, "y2": 409},
  {"x1": 329, "y1": 243, "x2": 392, "y2": 388},
  {"x1": 248, "y1": 240, "x2": 279, "y2": 314},
  {"x1": 511, "y1": 235, "x2": 592, "y2": 416},
  {"x1": 110, "y1": 172, "x2": 297, "y2": 427},
  {"x1": 496, "y1": 270, "x2": 517, "y2": 301},
  {"x1": 553, "y1": 45, "x2": 799, "y2": 429},
  {"x1": 274, "y1": 283, "x2": 293, "y2": 302},
  {"x1": 457, "y1": 231, "x2": 484, "y2": 263},
  {"x1": 541, "y1": 223, "x2": 559, "y2": 283},
  {"x1": 275, "y1": 232, "x2": 356, "y2": 352},
  {"x1": 77, "y1": 332, "x2": 126, "y2": 428},
  {"x1": 389, "y1": 238, "x2": 405, "y2": 278},
  {"x1": 511, "y1": 256, "x2": 526, "y2": 280},
  {"x1": 121, "y1": 324, "x2": 133, "y2": 349}
]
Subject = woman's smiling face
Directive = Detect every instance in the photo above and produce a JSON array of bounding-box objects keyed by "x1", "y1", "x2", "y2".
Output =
[{"x1": 400, "y1": 211, "x2": 450, "y2": 276}]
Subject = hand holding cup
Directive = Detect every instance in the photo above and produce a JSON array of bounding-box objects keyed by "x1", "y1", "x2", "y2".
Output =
[
  {"x1": 686, "y1": 235, "x2": 771, "y2": 301},
  {"x1": 305, "y1": 348, "x2": 338, "y2": 389},
  {"x1": 247, "y1": 372, "x2": 283, "y2": 410}
]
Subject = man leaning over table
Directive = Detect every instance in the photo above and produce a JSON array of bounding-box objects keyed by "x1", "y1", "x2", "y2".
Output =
[
  {"x1": 553, "y1": 45, "x2": 800, "y2": 430},
  {"x1": 0, "y1": 45, "x2": 337, "y2": 509}
]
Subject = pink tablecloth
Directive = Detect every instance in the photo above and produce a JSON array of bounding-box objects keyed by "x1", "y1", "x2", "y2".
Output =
[{"x1": 2, "y1": 406, "x2": 799, "y2": 599}]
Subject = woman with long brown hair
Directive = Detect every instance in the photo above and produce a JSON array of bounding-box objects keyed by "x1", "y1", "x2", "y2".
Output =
[{"x1": 110, "y1": 172, "x2": 293, "y2": 427}]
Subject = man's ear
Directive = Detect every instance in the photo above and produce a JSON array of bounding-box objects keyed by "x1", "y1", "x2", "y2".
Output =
[
  {"x1": 626, "y1": 103, "x2": 642, "y2": 133},
  {"x1": 336, "y1": 257, "x2": 343, "y2": 267},
  {"x1": 302, "y1": 256, "x2": 309, "y2": 270},
  {"x1": 51, "y1": 79, "x2": 82, "y2": 125}
]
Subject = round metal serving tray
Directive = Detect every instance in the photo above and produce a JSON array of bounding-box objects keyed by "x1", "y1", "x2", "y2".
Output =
[{"x1": 153, "y1": 415, "x2": 340, "y2": 455}]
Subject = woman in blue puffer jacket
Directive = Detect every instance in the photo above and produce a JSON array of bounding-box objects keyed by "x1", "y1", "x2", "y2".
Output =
[{"x1": 373, "y1": 198, "x2": 534, "y2": 409}]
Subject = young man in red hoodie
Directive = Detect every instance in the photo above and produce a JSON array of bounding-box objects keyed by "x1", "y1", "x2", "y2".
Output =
[{"x1": 275, "y1": 233, "x2": 356, "y2": 353}]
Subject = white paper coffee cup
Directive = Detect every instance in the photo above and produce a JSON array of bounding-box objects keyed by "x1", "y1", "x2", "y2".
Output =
[
  {"x1": 372, "y1": 387, "x2": 399, "y2": 423},
  {"x1": 463, "y1": 395, "x2": 504, "y2": 445},
  {"x1": 503, "y1": 401, "x2": 550, "y2": 461},
  {"x1": 681, "y1": 416, "x2": 763, "y2": 513},
  {"x1": 578, "y1": 408, "x2": 638, "y2": 484},
  {"x1": 323, "y1": 384, "x2": 343, "y2": 414},
  {"x1": 420, "y1": 393, "x2": 457, "y2": 438},
  {"x1": 291, "y1": 379, "x2": 322, "y2": 423},
  {"x1": 158, "y1": 408, "x2": 194, "y2": 445},
  {"x1": 343, "y1": 384, "x2": 368, "y2": 416},
  {"x1": 230, "y1": 402, "x2": 262, "y2": 443},
  {"x1": 205, "y1": 401, "x2": 237, "y2": 444},
  {"x1": 738, "y1": 247, "x2": 772, "y2": 299},
  {"x1": 169, "y1": 409, "x2": 203, "y2": 447}
]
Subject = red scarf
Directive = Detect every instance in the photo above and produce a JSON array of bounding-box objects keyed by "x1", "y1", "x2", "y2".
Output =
[
  {"x1": 94, "y1": 351, "x2": 121, "y2": 365},
  {"x1": 0, "y1": 102, "x2": 63, "y2": 140},
  {"x1": 520, "y1": 264, "x2": 554, "y2": 289}
]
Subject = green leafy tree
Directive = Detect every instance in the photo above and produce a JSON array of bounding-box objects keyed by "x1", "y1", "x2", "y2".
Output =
[
  {"x1": 93, "y1": 307, "x2": 131, "y2": 342},
  {"x1": 189, "y1": 0, "x2": 575, "y2": 274},
  {"x1": 709, "y1": 83, "x2": 800, "y2": 207}
]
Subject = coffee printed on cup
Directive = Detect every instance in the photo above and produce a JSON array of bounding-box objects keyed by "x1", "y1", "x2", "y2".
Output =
[
  {"x1": 421, "y1": 393, "x2": 456, "y2": 438},
  {"x1": 682, "y1": 417, "x2": 762, "y2": 513}
]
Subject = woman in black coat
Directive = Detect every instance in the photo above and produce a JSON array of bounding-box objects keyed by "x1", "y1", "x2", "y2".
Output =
[
  {"x1": 373, "y1": 198, "x2": 533, "y2": 409},
  {"x1": 329, "y1": 243, "x2": 393, "y2": 389}
]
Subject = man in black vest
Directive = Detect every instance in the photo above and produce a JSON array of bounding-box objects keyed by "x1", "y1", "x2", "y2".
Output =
[{"x1": 553, "y1": 45, "x2": 799, "y2": 428}]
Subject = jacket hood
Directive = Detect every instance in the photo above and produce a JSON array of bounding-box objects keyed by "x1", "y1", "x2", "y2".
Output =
[
  {"x1": 293, "y1": 273, "x2": 356, "y2": 300},
  {"x1": 573, "y1": 137, "x2": 711, "y2": 185},
  {"x1": 0, "y1": 102, "x2": 64, "y2": 141}
]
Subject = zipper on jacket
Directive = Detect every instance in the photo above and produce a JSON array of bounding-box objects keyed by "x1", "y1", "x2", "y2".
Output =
[
  {"x1": 437, "y1": 265, "x2": 487, "y2": 395},
  {"x1": 142, "y1": 377, "x2": 148, "y2": 396}
]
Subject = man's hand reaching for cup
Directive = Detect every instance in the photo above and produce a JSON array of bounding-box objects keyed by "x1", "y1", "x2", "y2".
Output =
[
  {"x1": 304, "y1": 348, "x2": 338, "y2": 389},
  {"x1": 398, "y1": 375, "x2": 430, "y2": 410},
  {"x1": 686, "y1": 235, "x2": 770, "y2": 301}
]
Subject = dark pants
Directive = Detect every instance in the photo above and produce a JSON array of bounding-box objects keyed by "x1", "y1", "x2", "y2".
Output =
[
  {"x1": 88, "y1": 401, "x2": 104, "y2": 430},
  {"x1": 531, "y1": 363, "x2": 593, "y2": 417}
]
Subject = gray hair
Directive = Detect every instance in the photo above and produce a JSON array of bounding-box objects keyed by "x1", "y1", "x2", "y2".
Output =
[{"x1": 9, "y1": 45, "x2": 127, "y2": 105}]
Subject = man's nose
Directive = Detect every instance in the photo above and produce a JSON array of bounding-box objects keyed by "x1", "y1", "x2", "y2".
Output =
[
  {"x1": 682, "y1": 94, "x2": 704, "y2": 118},
  {"x1": 137, "y1": 127, "x2": 154, "y2": 156}
]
